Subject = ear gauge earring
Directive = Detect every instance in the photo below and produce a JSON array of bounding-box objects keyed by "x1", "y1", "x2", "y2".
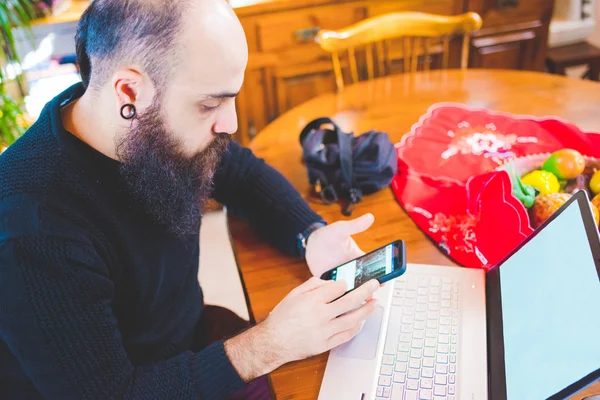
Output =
[{"x1": 120, "y1": 104, "x2": 137, "y2": 120}]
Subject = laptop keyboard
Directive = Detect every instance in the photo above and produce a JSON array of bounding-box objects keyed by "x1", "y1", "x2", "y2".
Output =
[{"x1": 375, "y1": 275, "x2": 460, "y2": 400}]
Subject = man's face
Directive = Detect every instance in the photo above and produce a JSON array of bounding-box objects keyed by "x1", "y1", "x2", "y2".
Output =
[
  {"x1": 116, "y1": 0, "x2": 248, "y2": 236},
  {"x1": 160, "y1": 0, "x2": 248, "y2": 157}
]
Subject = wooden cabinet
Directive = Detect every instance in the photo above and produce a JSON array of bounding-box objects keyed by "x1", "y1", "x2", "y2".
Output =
[
  {"x1": 265, "y1": 3, "x2": 367, "y2": 115},
  {"x1": 470, "y1": 27, "x2": 540, "y2": 70},
  {"x1": 272, "y1": 61, "x2": 338, "y2": 115},
  {"x1": 233, "y1": 0, "x2": 555, "y2": 144},
  {"x1": 235, "y1": 0, "x2": 370, "y2": 144},
  {"x1": 468, "y1": 0, "x2": 555, "y2": 71}
]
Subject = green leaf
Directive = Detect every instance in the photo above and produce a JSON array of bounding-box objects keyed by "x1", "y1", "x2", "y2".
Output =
[
  {"x1": 0, "y1": 8, "x2": 19, "y2": 61},
  {"x1": 6, "y1": 0, "x2": 36, "y2": 45},
  {"x1": 0, "y1": 89, "x2": 29, "y2": 146},
  {"x1": 0, "y1": 0, "x2": 35, "y2": 147}
]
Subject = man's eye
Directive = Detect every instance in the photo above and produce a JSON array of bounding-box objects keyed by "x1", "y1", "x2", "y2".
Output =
[{"x1": 201, "y1": 104, "x2": 219, "y2": 112}]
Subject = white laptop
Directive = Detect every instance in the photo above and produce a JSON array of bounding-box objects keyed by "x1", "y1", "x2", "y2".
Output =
[{"x1": 318, "y1": 190, "x2": 600, "y2": 400}]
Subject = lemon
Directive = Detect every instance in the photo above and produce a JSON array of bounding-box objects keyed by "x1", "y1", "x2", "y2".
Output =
[
  {"x1": 591, "y1": 171, "x2": 600, "y2": 195},
  {"x1": 521, "y1": 170, "x2": 560, "y2": 195}
]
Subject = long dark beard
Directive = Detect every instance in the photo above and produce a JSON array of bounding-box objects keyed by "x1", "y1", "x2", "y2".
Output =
[{"x1": 116, "y1": 103, "x2": 231, "y2": 236}]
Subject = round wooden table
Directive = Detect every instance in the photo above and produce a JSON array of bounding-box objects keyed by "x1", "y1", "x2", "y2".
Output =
[{"x1": 228, "y1": 69, "x2": 600, "y2": 400}]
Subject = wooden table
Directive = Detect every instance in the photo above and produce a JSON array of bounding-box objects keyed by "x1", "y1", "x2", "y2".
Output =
[{"x1": 228, "y1": 69, "x2": 600, "y2": 399}]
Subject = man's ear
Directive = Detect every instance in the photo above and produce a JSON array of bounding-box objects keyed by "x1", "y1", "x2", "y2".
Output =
[{"x1": 112, "y1": 67, "x2": 156, "y2": 116}]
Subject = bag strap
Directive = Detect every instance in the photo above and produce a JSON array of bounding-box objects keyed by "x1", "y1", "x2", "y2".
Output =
[
  {"x1": 336, "y1": 126, "x2": 362, "y2": 216},
  {"x1": 299, "y1": 117, "x2": 340, "y2": 204},
  {"x1": 299, "y1": 117, "x2": 336, "y2": 146},
  {"x1": 336, "y1": 124, "x2": 353, "y2": 188}
]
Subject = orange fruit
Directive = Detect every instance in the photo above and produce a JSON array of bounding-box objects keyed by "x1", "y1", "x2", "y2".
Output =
[
  {"x1": 542, "y1": 149, "x2": 586, "y2": 180},
  {"x1": 592, "y1": 202, "x2": 600, "y2": 227},
  {"x1": 593, "y1": 194, "x2": 600, "y2": 210},
  {"x1": 591, "y1": 171, "x2": 600, "y2": 194}
]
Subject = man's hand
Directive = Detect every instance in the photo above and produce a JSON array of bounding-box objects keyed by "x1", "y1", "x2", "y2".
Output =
[
  {"x1": 305, "y1": 213, "x2": 375, "y2": 277},
  {"x1": 224, "y1": 277, "x2": 379, "y2": 382}
]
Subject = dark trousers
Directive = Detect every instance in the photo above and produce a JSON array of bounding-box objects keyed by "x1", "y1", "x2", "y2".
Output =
[{"x1": 193, "y1": 306, "x2": 274, "y2": 400}]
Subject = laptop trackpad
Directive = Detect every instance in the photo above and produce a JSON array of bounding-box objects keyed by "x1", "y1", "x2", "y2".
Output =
[{"x1": 334, "y1": 305, "x2": 384, "y2": 360}]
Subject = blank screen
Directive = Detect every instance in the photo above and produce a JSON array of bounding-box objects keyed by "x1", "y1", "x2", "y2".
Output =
[{"x1": 499, "y1": 200, "x2": 600, "y2": 399}]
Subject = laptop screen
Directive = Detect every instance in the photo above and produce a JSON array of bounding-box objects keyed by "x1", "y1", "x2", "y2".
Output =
[{"x1": 498, "y1": 198, "x2": 600, "y2": 399}]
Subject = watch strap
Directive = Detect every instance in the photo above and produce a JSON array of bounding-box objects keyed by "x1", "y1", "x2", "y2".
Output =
[{"x1": 296, "y1": 220, "x2": 327, "y2": 259}]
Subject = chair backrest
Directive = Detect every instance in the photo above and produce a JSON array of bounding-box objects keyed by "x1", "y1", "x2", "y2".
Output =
[{"x1": 316, "y1": 12, "x2": 483, "y2": 90}]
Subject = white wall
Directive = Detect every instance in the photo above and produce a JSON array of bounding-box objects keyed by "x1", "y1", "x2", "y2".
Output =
[
  {"x1": 14, "y1": 21, "x2": 77, "y2": 64},
  {"x1": 589, "y1": 0, "x2": 600, "y2": 46}
]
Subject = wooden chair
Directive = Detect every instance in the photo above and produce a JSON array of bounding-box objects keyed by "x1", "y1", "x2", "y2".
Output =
[{"x1": 316, "y1": 12, "x2": 483, "y2": 90}]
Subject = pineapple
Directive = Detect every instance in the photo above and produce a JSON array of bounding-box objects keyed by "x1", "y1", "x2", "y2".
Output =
[
  {"x1": 531, "y1": 193, "x2": 600, "y2": 228},
  {"x1": 531, "y1": 193, "x2": 572, "y2": 228}
]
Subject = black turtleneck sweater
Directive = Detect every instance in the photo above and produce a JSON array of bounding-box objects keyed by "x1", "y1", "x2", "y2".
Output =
[{"x1": 0, "y1": 83, "x2": 323, "y2": 399}]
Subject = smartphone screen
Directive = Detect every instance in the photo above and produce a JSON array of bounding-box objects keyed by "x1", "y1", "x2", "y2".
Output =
[{"x1": 321, "y1": 240, "x2": 406, "y2": 292}]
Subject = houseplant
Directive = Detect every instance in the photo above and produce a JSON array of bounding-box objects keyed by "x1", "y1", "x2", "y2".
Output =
[{"x1": 1, "y1": 0, "x2": 37, "y2": 152}]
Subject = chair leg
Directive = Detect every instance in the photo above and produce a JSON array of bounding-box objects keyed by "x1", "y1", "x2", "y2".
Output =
[
  {"x1": 581, "y1": 66, "x2": 591, "y2": 80},
  {"x1": 589, "y1": 62, "x2": 600, "y2": 81}
]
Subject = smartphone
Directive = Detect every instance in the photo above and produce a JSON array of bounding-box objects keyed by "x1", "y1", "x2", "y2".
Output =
[{"x1": 320, "y1": 240, "x2": 407, "y2": 294}]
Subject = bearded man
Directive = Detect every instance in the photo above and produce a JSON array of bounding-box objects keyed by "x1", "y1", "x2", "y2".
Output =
[{"x1": 0, "y1": 0, "x2": 379, "y2": 399}]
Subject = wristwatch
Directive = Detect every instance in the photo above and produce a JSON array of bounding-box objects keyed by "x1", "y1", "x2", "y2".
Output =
[{"x1": 296, "y1": 220, "x2": 327, "y2": 259}]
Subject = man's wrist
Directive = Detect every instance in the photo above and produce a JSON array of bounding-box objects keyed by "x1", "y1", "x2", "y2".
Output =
[
  {"x1": 296, "y1": 219, "x2": 327, "y2": 259},
  {"x1": 223, "y1": 322, "x2": 285, "y2": 382}
]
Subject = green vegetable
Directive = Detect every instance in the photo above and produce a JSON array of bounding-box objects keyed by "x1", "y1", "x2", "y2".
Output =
[{"x1": 508, "y1": 166, "x2": 537, "y2": 208}]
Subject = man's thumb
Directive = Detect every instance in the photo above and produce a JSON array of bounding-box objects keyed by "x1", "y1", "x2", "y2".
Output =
[{"x1": 344, "y1": 213, "x2": 375, "y2": 235}]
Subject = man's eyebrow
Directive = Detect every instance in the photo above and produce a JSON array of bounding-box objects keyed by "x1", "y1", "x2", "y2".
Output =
[{"x1": 202, "y1": 91, "x2": 240, "y2": 99}]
